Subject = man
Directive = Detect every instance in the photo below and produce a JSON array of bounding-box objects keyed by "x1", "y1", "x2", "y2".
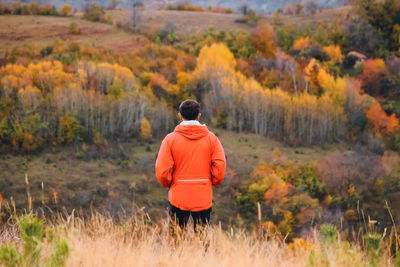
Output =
[{"x1": 155, "y1": 99, "x2": 226, "y2": 229}]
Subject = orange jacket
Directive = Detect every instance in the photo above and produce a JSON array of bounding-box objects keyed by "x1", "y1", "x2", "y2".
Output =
[{"x1": 155, "y1": 123, "x2": 226, "y2": 211}]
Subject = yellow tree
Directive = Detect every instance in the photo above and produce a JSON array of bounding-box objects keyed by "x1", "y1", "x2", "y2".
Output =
[
  {"x1": 323, "y1": 45, "x2": 343, "y2": 65},
  {"x1": 292, "y1": 37, "x2": 312, "y2": 51},
  {"x1": 304, "y1": 58, "x2": 320, "y2": 94},
  {"x1": 317, "y1": 68, "x2": 345, "y2": 106},
  {"x1": 140, "y1": 117, "x2": 152, "y2": 140},
  {"x1": 60, "y1": 4, "x2": 72, "y2": 16}
]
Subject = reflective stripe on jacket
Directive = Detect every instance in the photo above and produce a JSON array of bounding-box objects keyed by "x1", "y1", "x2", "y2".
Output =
[{"x1": 155, "y1": 123, "x2": 226, "y2": 211}]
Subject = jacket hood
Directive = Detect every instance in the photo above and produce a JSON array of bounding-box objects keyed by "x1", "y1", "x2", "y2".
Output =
[{"x1": 174, "y1": 125, "x2": 209, "y2": 140}]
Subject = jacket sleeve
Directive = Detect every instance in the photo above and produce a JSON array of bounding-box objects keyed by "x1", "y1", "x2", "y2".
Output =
[
  {"x1": 211, "y1": 135, "x2": 226, "y2": 186},
  {"x1": 155, "y1": 135, "x2": 174, "y2": 188}
]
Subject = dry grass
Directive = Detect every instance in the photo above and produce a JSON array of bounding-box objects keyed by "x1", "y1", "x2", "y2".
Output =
[
  {"x1": 108, "y1": 9, "x2": 253, "y2": 36},
  {"x1": 269, "y1": 6, "x2": 352, "y2": 29},
  {"x1": 0, "y1": 213, "x2": 394, "y2": 267},
  {"x1": 0, "y1": 15, "x2": 149, "y2": 55}
]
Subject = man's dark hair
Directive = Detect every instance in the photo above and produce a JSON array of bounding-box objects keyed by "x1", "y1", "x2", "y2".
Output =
[{"x1": 179, "y1": 100, "x2": 200, "y2": 120}]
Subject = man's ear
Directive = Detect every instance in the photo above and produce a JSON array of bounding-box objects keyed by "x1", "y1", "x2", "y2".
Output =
[
  {"x1": 178, "y1": 113, "x2": 183, "y2": 120},
  {"x1": 197, "y1": 113, "x2": 201, "y2": 120}
]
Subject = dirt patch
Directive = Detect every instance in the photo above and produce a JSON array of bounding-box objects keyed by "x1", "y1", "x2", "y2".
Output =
[{"x1": 101, "y1": 37, "x2": 151, "y2": 52}]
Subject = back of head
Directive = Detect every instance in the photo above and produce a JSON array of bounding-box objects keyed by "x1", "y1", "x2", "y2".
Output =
[{"x1": 179, "y1": 100, "x2": 200, "y2": 120}]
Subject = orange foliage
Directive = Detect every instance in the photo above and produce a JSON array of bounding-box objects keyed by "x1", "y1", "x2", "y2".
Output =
[
  {"x1": 366, "y1": 103, "x2": 399, "y2": 136},
  {"x1": 283, "y1": 4, "x2": 294, "y2": 15},
  {"x1": 251, "y1": 26, "x2": 276, "y2": 58},
  {"x1": 149, "y1": 73, "x2": 170, "y2": 97},
  {"x1": 288, "y1": 238, "x2": 316, "y2": 251},
  {"x1": 359, "y1": 59, "x2": 387, "y2": 96},
  {"x1": 292, "y1": 37, "x2": 312, "y2": 51},
  {"x1": 264, "y1": 184, "x2": 294, "y2": 205}
]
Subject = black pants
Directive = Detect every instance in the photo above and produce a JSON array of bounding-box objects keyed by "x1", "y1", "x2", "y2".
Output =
[{"x1": 169, "y1": 204, "x2": 211, "y2": 230}]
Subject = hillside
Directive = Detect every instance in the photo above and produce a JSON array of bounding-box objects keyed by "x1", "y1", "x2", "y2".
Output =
[
  {"x1": 0, "y1": 6, "x2": 350, "y2": 55},
  {"x1": 0, "y1": 128, "x2": 342, "y2": 223},
  {"x1": 0, "y1": 15, "x2": 149, "y2": 54}
]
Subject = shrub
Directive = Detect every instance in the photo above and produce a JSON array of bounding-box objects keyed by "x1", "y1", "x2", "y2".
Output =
[
  {"x1": 364, "y1": 233, "x2": 381, "y2": 261},
  {"x1": 240, "y1": 9, "x2": 259, "y2": 25},
  {"x1": 320, "y1": 224, "x2": 338, "y2": 245},
  {"x1": 84, "y1": 3, "x2": 105, "y2": 22},
  {"x1": 40, "y1": 46, "x2": 53, "y2": 57},
  {"x1": 69, "y1": 22, "x2": 80, "y2": 35},
  {"x1": 104, "y1": 14, "x2": 112, "y2": 24},
  {"x1": 0, "y1": 215, "x2": 69, "y2": 267}
]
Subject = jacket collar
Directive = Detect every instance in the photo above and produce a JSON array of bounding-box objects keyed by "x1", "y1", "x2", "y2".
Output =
[{"x1": 179, "y1": 120, "x2": 206, "y2": 126}]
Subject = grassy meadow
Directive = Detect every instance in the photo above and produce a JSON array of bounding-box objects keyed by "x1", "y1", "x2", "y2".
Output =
[{"x1": 0, "y1": 213, "x2": 396, "y2": 267}]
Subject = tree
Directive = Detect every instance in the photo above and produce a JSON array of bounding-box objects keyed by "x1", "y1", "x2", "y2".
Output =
[
  {"x1": 276, "y1": 23, "x2": 296, "y2": 52},
  {"x1": 238, "y1": 0, "x2": 248, "y2": 15},
  {"x1": 108, "y1": 0, "x2": 118, "y2": 10},
  {"x1": 323, "y1": 45, "x2": 343, "y2": 65},
  {"x1": 354, "y1": 0, "x2": 400, "y2": 53},
  {"x1": 83, "y1": 3, "x2": 105, "y2": 22},
  {"x1": 366, "y1": 103, "x2": 399, "y2": 136},
  {"x1": 305, "y1": 1, "x2": 319, "y2": 14},
  {"x1": 57, "y1": 114, "x2": 84, "y2": 144},
  {"x1": 295, "y1": 3, "x2": 303, "y2": 15},
  {"x1": 131, "y1": 0, "x2": 143, "y2": 29},
  {"x1": 317, "y1": 68, "x2": 346, "y2": 105},
  {"x1": 292, "y1": 37, "x2": 312, "y2": 51},
  {"x1": 283, "y1": 4, "x2": 293, "y2": 15},
  {"x1": 140, "y1": 117, "x2": 152, "y2": 140},
  {"x1": 359, "y1": 59, "x2": 388, "y2": 96},
  {"x1": 60, "y1": 4, "x2": 71, "y2": 16},
  {"x1": 251, "y1": 25, "x2": 276, "y2": 58},
  {"x1": 193, "y1": 44, "x2": 345, "y2": 145},
  {"x1": 317, "y1": 150, "x2": 386, "y2": 197}
]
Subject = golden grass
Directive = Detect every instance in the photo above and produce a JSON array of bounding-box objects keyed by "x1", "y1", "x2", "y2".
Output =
[{"x1": 0, "y1": 212, "x2": 392, "y2": 267}]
